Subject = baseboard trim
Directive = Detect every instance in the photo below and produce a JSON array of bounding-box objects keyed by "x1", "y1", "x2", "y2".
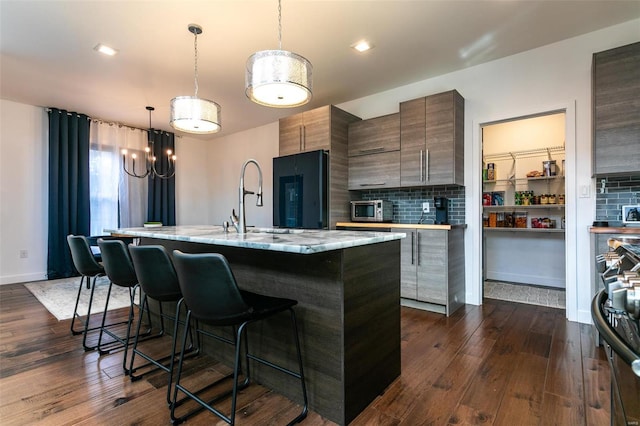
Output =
[{"x1": 1, "y1": 272, "x2": 48, "y2": 285}]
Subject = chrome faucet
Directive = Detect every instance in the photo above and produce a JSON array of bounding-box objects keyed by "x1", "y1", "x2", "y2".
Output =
[{"x1": 236, "y1": 159, "x2": 263, "y2": 234}]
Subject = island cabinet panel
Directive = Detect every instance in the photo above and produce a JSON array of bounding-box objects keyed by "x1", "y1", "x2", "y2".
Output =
[
  {"x1": 140, "y1": 237, "x2": 400, "y2": 426},
  {"x1": 400, "y1": 90, "x2": 464, "y2": 187},
  {"x1": 279, "y1": 105, "x2": 361, "y2": 228},
  {"x1": 396, "y1": 227, "x2": 465, "y2": 316},
  {"x1": 592, "y1": 41, "x2": 640, "y2": 176}
]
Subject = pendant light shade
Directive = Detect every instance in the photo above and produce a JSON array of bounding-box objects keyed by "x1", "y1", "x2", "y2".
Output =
[
  {"x1": 170, "y1": 24, "x2": 221, "y2": 134},
  {"x1": 170, "y1": 96, "x2": 221, "y2": 134},
  {"x1": 246, "y1": 50, "x2": 312, "y2": 108},
  {"x1": 245, "y1": 0, "x2": 313, "y2": 108}
]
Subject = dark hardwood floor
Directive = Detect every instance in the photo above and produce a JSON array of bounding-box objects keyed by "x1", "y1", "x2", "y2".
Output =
[{"x1": 0, "y1": 282, "x2": 610, "y2": 425}]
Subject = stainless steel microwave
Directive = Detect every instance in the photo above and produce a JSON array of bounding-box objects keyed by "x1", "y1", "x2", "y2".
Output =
[{"x1": 350, "y1": 200, "x2": 393, "y2": 222}]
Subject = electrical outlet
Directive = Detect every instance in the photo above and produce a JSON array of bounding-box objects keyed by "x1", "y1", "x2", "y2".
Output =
[
  {"x1": 422, "y1": 202, "x2": 430, "y2": 213},
  {"x1": 19, "y1": 250, "x2": 28, "y2": 259}
]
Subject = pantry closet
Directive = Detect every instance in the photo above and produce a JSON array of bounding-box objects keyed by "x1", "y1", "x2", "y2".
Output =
[{"x1": 482, "y1": 111, "x2": 566, "y2": 307}]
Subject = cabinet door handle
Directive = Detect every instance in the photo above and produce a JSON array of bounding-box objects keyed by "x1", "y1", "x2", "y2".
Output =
[
  {"x1": 360, "y1": 183, "x2": 386, "y2": 187},
  {"x1": 411, "y1": 231, "x2": 415, "y2": 265},
  {"x1": 302, "y1": 125, "x2": 306, "y2": 151},
  {"x1": 359, "y1": 147, "x2": 385, "y2": 154},
  {"x1": 416, "y1": 231, "x2": 420, "y2": 266},
  {"x1": 299, "y1": 126, "x2": 303, "y2": 151},
  {"x1": 419, "y1": 150, "x2": 424, "y2": 182},
  {"x1": 425, "y1": 149, "x2": 429, "y2": 181}
]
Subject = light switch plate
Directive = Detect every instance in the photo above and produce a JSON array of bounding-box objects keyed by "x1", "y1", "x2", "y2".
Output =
[
  {"x1": 422, "y1": 202, "x2": 430, "y2": 213},
  {"x1": 580, "y1": 185, "x2": 590, "y2": 198}
]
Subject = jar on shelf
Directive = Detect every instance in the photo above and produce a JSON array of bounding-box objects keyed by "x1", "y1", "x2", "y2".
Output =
[
  {"x1": 496, "y1": 212, "x2": 505, "y2": 227},
  {"x1": 514, "y1": 211, "x2": 528, "y2": 228},
  {"x1": 532, "y1": 194, "x2": 540, "y2": 205},
  {"x1": 540, "y1": 194, "x2": 549, "y2": 205},
  {"x1": 505, "y1": 212, "x2": 515, "y2": 228},
  {"x1": 489, "y1": 212, "x2": 497, "y2": 227},
  {"x1": 487, "y1": 163, "x2": 495, "y2": 180},
  {"x1": 558, "y1": 194, "x2": 565, "y2": 204},
  {"x1": 548, "y1": 194, "x2": 556, "y2": 204}
]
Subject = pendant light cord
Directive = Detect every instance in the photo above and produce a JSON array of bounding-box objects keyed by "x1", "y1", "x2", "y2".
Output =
[
  {"x1": 193, "y1": 29, "x2": 199, "y2": 97},
  {"x1": 278, "y1": 0, "x2": 282, "y2": 50}
]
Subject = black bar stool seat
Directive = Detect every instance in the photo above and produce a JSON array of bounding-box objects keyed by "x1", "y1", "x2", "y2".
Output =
[{"x1": 170, "y1": 250, "x2": 308, "y2": 425}]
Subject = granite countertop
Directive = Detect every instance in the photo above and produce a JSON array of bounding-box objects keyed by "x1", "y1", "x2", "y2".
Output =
[
  {"x1": 107, "y1": 225, "x2": 405, "y2": 255},
  {"x1": 336, "y1": 222, "x2": 465, "y2": 230},
  {"x1": 589, "y1": 226, "x2": 640, "y2": 235}
]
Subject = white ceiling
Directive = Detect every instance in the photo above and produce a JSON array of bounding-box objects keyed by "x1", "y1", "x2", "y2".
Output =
[{"x1": 1, "y1": 1, "x2": 639, "y2": 138}]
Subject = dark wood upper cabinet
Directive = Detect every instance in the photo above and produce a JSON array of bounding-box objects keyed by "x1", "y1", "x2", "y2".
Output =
[
  {"x1": 348, "y1": 113, "x2": 400, "y2": 190},
  {"x1": 279, "y1": 105, "x2": 332, "y2": 156},
  {"x1": 348, "y1": 113, "x2": 400, "y2": 156},
  {"x1": 400, "y1": 90, "x2": 465, "y2": 187},
  {"x1": 279, "y1": 105, "x2": 361, "y2": 227},
  {"x1": 592, "y1": 41, "x2": 640, "y2": 176}
]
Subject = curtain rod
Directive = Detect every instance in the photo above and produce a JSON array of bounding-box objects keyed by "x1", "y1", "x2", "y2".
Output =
[{"x1": 44, "y1": 107, "x2": 177, "y2": 136}]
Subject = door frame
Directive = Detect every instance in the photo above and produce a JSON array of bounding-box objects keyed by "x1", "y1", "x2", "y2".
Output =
[{"x1": 468, "y1": 101, "x2": 577, "y2": 321}]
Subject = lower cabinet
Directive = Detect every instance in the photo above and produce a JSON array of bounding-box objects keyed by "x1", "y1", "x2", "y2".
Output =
[{"x1": 398, "y1": 227, "x2": 465, "y2": 316}]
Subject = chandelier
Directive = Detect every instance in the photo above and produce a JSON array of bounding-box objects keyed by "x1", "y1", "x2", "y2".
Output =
[
  {"x1": 121, "y1": 106, "x2": 176, "y2": 179},
  {"x1": 170, "y1": 24, "x2": 221, "y2": 134},
  {"x1": 245, "y1": 0, "x2": 312, "y2": 108}
]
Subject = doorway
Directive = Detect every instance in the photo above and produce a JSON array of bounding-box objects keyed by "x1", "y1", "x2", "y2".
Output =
[{"x1": 481, "y1": 111, "x2": 567, "y2": 310}]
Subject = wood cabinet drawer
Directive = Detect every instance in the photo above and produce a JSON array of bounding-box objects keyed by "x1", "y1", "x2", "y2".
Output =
[
  {"x1": 348, "y1": 113, "x2": 400, "y2": 157},
  {"x1": 348, "y1": 151, "x2": 400, "y2": 190}
]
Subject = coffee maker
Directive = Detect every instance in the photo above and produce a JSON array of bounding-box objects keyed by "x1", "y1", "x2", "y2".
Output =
[{"x1": 434, "y1": 197, "x2": 449, "y2": 224}]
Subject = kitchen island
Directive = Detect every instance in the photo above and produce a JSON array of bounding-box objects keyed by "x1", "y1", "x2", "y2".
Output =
[{"x1": 109, "y1": 225, "x2": 404, "y2": 425}]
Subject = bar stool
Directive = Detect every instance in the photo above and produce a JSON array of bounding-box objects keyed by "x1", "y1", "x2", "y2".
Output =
[
  {"x1": 128, "y1": 244, "x2": 197, "y2": 405},
  {"x1": 67, "y1": 235, "x2": 127, "y2": 351},
  {"x1": 97, "y1": 238, "x2": 154, "y2": 372},
  {"x1": 170, "y1": 250, "x2": 308, "y2": 425}
]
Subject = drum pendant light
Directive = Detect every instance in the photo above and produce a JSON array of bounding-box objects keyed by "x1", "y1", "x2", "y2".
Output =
[
  {"x1": 245, "y1": 0, "x2": 312, "y2": 108},
  {"x1": 170, "y1": 24, "x2": 221, "y2": 134}
]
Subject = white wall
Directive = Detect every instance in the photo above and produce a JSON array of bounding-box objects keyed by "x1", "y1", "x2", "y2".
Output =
[
  {"x1": 0, "y1": 100, "x2": 48, "y2": 284},
  {"x1": 175, "y1": 134, "x2": 211, "y2": 225},
  {"x1": 205, "y1": 122, "x2": 279, "y2": 228},
  {"x1": 2, "y1": 19, "x2": 639, "y2": 323},
  {"x1": 174, "y1": 121, "x2": 279, "y2": 227}
]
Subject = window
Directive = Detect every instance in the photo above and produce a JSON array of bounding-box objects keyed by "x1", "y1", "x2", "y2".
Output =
[{"x1": 89, "y1": 122, "x2": 148, "y2": 235}]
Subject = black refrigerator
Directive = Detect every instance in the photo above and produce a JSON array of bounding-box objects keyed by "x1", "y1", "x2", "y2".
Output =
[{"x1": 272, "y1": 150, "x2": 328, "y2": 229}]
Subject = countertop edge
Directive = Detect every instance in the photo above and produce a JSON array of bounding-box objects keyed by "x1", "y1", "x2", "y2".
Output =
[
  {"x1": 589, "y1": 226, "x2": 640, "y2": 235},
  {"x1": 107, "y1": 226, "x2": 406, "y2": 255}
]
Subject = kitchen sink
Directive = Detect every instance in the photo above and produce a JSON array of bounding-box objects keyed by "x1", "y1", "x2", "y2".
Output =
[{"x1": 249, "y1": 227, "x2": 305, "y2": 234}]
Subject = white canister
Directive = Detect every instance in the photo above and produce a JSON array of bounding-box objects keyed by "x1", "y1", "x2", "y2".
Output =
[{"x1": 543, "y1": 160, "x2": 557, "y2": 177}]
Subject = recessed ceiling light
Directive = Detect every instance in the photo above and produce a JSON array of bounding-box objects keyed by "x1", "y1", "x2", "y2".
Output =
[
  {"x1": 93, "y1": 43, "x2": 118, "y2": 56},
  {"x1": 351, "y1": 40, "x2": 373, "y2": 53}
]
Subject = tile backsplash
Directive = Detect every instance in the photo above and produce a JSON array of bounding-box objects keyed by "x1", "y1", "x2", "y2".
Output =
[
  {"x1": 595, "y1": 175, "x2": 640, "y2": 222},
  {"x1": 354, "y1": 186, "x2": 466, "y2": 225}
]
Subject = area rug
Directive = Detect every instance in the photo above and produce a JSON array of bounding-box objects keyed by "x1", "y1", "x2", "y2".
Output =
[
  {"x1": 484, "y1": 280, "x2": 566, "y2": 309},
  {"x1": 24, "y1": 276, "x2": 131, "y2": 321}
]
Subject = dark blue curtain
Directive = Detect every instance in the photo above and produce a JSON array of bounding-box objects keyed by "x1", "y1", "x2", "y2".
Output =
[
  {"x1": 147, "y1": 129, "x2": 176, "y2": 225},
  {"x1": 47, "y1": 108, "x2": 91, "y2": 279}
]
